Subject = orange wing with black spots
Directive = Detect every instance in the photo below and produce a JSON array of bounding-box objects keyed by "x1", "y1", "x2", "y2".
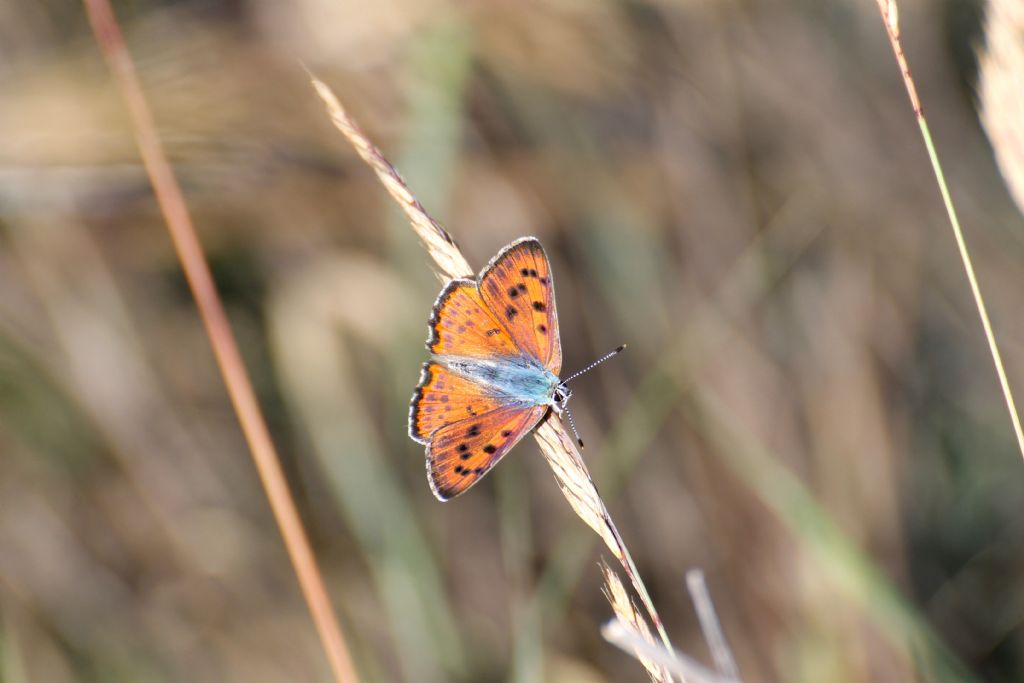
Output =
[
  {"x1": 426, "y1": 404, "x2": 548, "y2": 500},
  {"x1": 478, "y1": 238, "x2": 561, "y2": 373},
  {"x1": 427, "y1": 280, "x2": 520, "y2": 358},
  {"x1": 409, "y1": 362, "x2": 507, "y2": 443}
]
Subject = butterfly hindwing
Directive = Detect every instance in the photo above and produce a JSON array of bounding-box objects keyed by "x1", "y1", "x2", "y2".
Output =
[
  {"x1": 426, "y1": 404, "x2": 548, "y2": 500},
  {"x1": 478, "y1": 238, "x2": 562, "y2": 374},
  {"x1": 428, "y1": 280, "x2": 520, "y2": 358},
  {"x1": 409, "y1": 362, "x2": 507, "y2": 443}
]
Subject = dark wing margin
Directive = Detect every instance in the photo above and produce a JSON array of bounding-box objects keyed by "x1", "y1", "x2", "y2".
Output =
[{"x1": 409, "y1": 361, "x2": 507, "y2": 444}]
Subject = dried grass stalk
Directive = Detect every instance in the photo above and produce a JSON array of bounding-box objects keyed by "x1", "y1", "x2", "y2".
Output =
[
  {"x1": 873, "y1": 0, "x2": 1024, "y2": 462},
  {"x1": 601, "y1": 619, "x2": 742, "y2": 683},
  {"x1": 600, "y1": 561, "x2": 670, "y2": 682},
  {"x1": 686, "y1": 570, "x2": 740, "y2": 681},
  {"x1": 533, "y1": 419, "x2": 675, "y2": 659},
  {"x1": 311, "y1": 75, "x2": 680, "y2": 679},
  {"x1": 311, "y1": 77, "x2": 473, "y2": 280},
  {"x1": 82, "y1": 3, "x2": 361, "y2": 681}
]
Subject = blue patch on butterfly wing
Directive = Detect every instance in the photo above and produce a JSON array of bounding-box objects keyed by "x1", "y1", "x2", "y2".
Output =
[{"x1": 435, "y1": 355, "x2": 560, "y2": 406}]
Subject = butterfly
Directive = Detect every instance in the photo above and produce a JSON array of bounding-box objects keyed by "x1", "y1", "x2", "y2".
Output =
[{"x1": 409, "y1": 237, "x2": 621, "y2": 500}]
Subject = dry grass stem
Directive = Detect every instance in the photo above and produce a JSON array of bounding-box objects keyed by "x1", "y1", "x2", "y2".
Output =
[
  {"x1": 601, "y1": 619, "x2": 741, "y2": 683},
  {"x1": 874, "y1": 0, "x2": 1024, "y2": 462},
  {"x1": 979, "y1": 0, "x2": 1024, "y2": 215},
  {"x1": 686, "y1": 570, "x2": 740, "y2": 681},
  {"x1": 533, "y1": 419, "x2": 675, "y2": 658},
  {"x1": 600, "y1": 561, "x2": 671, "y2": 682},
  {"x1": 311, "y1": 74, "x2": 678, "y2": 678},
  {"x1": 533, "y1": 421, "x2": 620, "y2": 554},
  {"x1": 82, "y1": 2, "x2": 361, "y2": 681},
  {"x1": 310, "y1": 76, "x2": 473, "y2": 280}
]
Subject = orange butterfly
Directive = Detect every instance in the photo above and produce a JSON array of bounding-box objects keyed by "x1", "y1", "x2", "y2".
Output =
[{"x1": 409, "y1": 238, "x2": 621, "y2": 500}]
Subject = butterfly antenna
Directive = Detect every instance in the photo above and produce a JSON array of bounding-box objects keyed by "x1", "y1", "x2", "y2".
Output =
[
  {"x1": 557, "y1": 344, "x2": 625, "y2": 449},
  {"x1": 560, "y1": 344, "x2": 627, "y2": 385},
  {"x1": 562, "y1": 404, "x2": 585, "y2": 449}
]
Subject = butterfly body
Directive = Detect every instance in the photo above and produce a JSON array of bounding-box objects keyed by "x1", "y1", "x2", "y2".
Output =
[
  {"x1": 435, "y1": 355, "x2": 562, "y2": 409},
  {"x1": 409, "y1": 237, "x2": 564, "y2": 500}
]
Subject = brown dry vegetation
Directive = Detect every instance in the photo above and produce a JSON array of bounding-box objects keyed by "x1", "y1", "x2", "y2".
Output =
[{"x1": 1, "y1": 1, "x2": 1023, "y2": 682}]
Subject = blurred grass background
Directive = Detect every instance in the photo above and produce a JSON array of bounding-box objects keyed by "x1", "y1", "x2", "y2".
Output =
[{"x1": 2, "y1": 0, "x2": 1024, "y2": 681}]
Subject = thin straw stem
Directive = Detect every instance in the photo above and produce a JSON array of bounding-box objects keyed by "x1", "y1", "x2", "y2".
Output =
[
  {"x1": 601, "y1": 620, "x2": 738, "y2": 683},
  {"x1": 81, "y1": 3, "x2": 360, "y2": 681},
  {"x1": 685, "y1": 570, "x2": 739, "y2": 681},
  {"x1": 310, "y1": 77, "x2": 473, "y2": 281},
  {"x1": 874, "y1": 0, "x2": 1024, "y2": 461}
]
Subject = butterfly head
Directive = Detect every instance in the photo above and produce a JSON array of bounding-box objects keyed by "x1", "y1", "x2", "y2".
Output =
[
  {"x1": 549, "y1": 344, "x2": 626, "y2": 448},
  {"x1": 551, "y1": 383, "x2": 572, "y2": 415}
]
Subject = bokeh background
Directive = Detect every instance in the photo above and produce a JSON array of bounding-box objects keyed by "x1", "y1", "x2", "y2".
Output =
[{"x1": 2, "y1": 0, "x2": 1024, "y2": 681}]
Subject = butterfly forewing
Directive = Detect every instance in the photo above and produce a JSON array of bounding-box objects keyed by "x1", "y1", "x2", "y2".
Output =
[
  {"x1": 409, "y1": 362, "x2": 508, "y2": 443},
  {"x1": 428, "y1": 280, "x2": 521, "y2": 358},
  {"x1": 479, "y1": 238, "x2": 562, "y2": 374},
  {"x1": 427, "y1": 404, "x2": 548, "y2": 500}
]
